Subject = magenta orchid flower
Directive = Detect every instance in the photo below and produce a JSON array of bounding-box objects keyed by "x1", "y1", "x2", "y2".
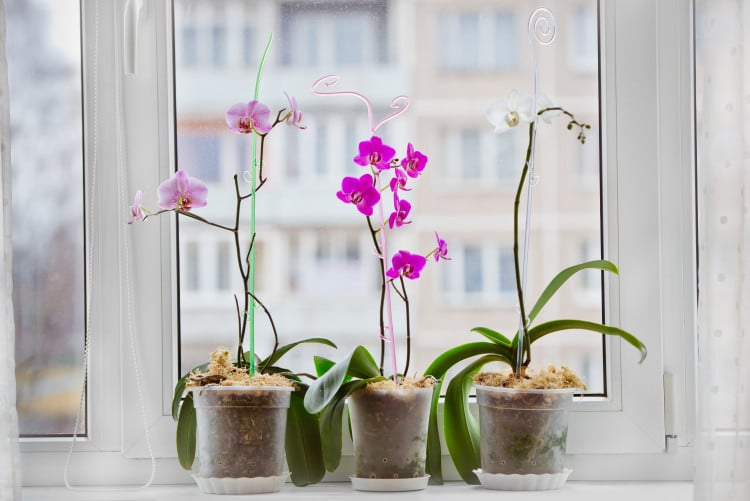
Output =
[
  {"x1": 389, "y1": 167, "x2": 410, "y2": 192},
  {"x1": 283, "y1": 91, "x2": 306, "y2": 129},
  {"x1": 353, "y1": 136, "x2": 396, "y2": 171},
  {"x1": 388, "y1": 196, "x2": 412, "y2": 229},
  {"x1": 128, "y1": 190, "x2": 145, "y2": 224},
  {"x1": 401, "y1": 143, "x2": 428, "y2": 178},
  {"x1": 386, "y1": 250, "x2": 427, "y2": 280},
  {"x1": 336, "y1": 174, "x2": 381, "y2": 216},
  {"x1": 226, "y1": 100, "x2": 273, "y2": 135},
  {"x1": 434, "y1": 232, "x2": 450, "y2": 261},
  {"x1": 157, "y1": 169, "x2": 208, "y2": 211}
]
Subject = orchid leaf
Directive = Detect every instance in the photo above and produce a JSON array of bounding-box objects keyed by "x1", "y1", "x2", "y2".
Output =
[
  {"x1": 424, "y1": 342, "x2": 514, "y2": 379},
  {"x1": 423, "y1": 341, "x2": 515, "y2": 484},
  {"x1": 304, "y1": 346, "x2": 380, "y2": 414},
  {"x1": 171, "y1": 376, "x2": 187, "y2": 421},
  {"x1": 176, "y1": 392, "x2": 196, "y2": 470},
  {"x1": 319, "y1": 377, "x2": 384, "y2": 472},
  {"x1": 469, "y1": 327, "x2": 513, "y2": 348},
  {"x1": 260, "y1": 337, "x2": 337, "y2": 372},
  {"x1": 527, "y1": 319, "x2": 647, "y2": 363},
  {"x1": 285, "y1": 387, "x2": 326, "y2": 486},
  {"x1": 425, "y1": 381, "x2": 444, "y2": 484},
  {"x1": 527, "y1": 260, "x2": 619, "y2": 325},
  {"x1": 172, "y1": 362, "x2": 208, "y2": 420},
  {"x1": 444, "y1": 355, "x2": 506, "y2": 484},
  {"x1": 313, "y1": 356, "x2": 335, "y2": 377}
]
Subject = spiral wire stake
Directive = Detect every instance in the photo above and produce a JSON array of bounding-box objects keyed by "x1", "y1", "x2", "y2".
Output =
[{"x1": 515, "y1": 8, "x2": 557, "y2": 375}]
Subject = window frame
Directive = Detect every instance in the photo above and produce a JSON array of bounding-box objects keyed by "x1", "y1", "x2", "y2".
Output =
[{"x1": 19, "y1": 0, "x2": 696, "y2": 485}]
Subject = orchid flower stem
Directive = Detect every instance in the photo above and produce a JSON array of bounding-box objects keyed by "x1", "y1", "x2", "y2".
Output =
[
  {"x1": 367, "y1": 215, "x2": 386, "y2": 375},
  {"x1": 513, "y1": 122, "x2": 535, "y2": 377},
  {"x1": 399, "y1": 276, "x2": 411, "y2": 377},
  {"x1": 374, "y1": 174, "x2": 398, "y2": 383},
  {"x1": 251, "y1": 291, "x2": 280, "y2": 373}
]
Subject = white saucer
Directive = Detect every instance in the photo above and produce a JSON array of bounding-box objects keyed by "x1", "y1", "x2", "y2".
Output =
[
  {"x1": 192, "y1": 472, "x2": 290, "y2": 494},
  {"x1": 473, "y1": 468, "x2": 572, "y2": 491},
  {"x1": 350, "y1": 475, "x2": 430, "y2": 492}
]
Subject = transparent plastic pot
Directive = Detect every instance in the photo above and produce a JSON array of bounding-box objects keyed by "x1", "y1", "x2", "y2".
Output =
[
  {"x1": 348, "y1": 386, "x2": 434, "y2": 480},
  {"x1": 475, "y1": 385, "x2": 575, "y2": 475},
  {"x1": 192, "y1": 385, "x2": 293, "y2": 479}
]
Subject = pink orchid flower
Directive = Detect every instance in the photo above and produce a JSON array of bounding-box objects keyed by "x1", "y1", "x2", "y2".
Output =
[
  {"x1": 283, "y1": 91, "x2": 306, "y2": 129},
  {"x1": 389, "y1": 167, "x2": 410, "y2": 192},
  {"x1": 401, "y1": 143, "x2": 428, "y2": 178},
  {"x1": 226, "y1": 100, "x2": 273, "y2": 135},
  {"x1": 157, "y1": 169, "x2": 208, "y2": 211},
  {"x1": 386, "y1": 250, "x2": 427, "y2": 280},
  {"x1": 336, "y1": 174, "x2": 381, "y2": 216},
  {"x1": 434, "y1": 232, "x2": 450, "y2": 262},
  {"x1": 388, "y1": 196, "x2": 412, "y2": 229},
  {"x1": 128, "y1": 190, "x2": 145, "y2": 224},
  {"x1": 353, "y1": 136, "x2": 396, "y2": 171}
]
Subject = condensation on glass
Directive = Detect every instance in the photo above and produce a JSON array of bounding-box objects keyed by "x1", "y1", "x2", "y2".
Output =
[
  {"x1": 7, "y1": 0, "x2": 85, "y2": 436},
  {"x1": 173, "y1": 0, "x2": 604, "y2": 393}
]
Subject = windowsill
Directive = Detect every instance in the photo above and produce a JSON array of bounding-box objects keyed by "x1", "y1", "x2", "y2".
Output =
[{"x1": 23, "y1": 481, "x2": 693, "y2": 500}]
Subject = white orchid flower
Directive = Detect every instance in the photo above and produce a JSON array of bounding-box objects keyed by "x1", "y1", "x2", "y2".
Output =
[
  {"x1": 486, "y1": 90, "x2": 563, "y2": 133},
  {"x1": 485, "y1": 90, "x2": 535, "y2": 134}
]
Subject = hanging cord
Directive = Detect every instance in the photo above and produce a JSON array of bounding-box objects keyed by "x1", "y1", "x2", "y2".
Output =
[{"x1": 64, "y1": 1, "x2": 156, "y2": 490}]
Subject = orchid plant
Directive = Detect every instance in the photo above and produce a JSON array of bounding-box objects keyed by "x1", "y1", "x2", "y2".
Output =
[
  {"x1": 301, "y1": 77, "x2": 449, "y2": 473},
  {"x1": 130, "y1": 40, "x2": 334, "y2": 486},
  {"x1": 422, "y1": 89, "x2": 648, "y2": 484}
]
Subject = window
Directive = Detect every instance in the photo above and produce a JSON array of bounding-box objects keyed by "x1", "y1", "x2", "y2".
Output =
[
  {"x1": 569, "y1": 5, "x2": 598, "y2": 73},
  {"x1": 8, "y1": 0, "x2": 85, "y2": 437},
  {"x1": 19, "y1": 0, "x2": 696, "y2": 487},
  {"x1": 442, "y1": 126, "x2": 517, "y2": 183},
  {"x1": 437, "y1": 10, "x2": 519, "y2": 71},
  {"x1": 211, "y1": 25, "x2": 226, "y2": 66}
]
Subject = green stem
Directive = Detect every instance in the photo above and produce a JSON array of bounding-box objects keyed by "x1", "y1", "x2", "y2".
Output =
[
  {"x1": 367, "y1": 215, "x2": 386, "y2": 376},
  {"x1": 513, "y1": 122, "x2": 535, "y2": 376}
]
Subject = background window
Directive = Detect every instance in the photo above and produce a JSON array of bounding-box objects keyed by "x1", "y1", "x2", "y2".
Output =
[
  {"x1": 174, "y1": 0, "x2": 604, "y2": 394},
  {"x1": 7, "y1": 0, "x2": 85, "y2": 437}
]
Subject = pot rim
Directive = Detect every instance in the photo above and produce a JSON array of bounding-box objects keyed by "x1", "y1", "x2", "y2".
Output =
[
  {"x1": 189, "y1": 385, "x2": 294, "y2": 393},
  {"x1": 473, "y1": 384, "x2": 581, "y2": 395}
]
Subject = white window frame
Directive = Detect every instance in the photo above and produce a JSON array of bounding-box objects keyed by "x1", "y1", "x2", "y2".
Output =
[{"x1": 19, "y1": 0, "x2": 696, "y2": 485}]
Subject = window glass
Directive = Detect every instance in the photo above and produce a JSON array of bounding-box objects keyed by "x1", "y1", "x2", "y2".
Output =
[
  {"x1": 174, "y1": 0, "x2": 604, "y2": 393},
  {"x1": 7, "y1": 0, "x2": 85, "y2": 436}
]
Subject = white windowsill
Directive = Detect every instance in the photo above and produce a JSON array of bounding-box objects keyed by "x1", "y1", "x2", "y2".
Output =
[{"x1": 23, "y1": 481, "x2": 693, "y2": 500}]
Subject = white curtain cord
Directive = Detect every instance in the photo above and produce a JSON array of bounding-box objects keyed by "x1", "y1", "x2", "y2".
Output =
[
  {"x1": 0, "y1": 1, "x2": 22, "y2": 499},
  {"x1": 64, "y1": 0, "x2": 156, "y2": 490}
]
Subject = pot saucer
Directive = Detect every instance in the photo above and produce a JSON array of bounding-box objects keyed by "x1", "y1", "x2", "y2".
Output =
[
  {"x1": 192, "y1": 472, "x2": 290, "y2": 494},
  {"x1": 473, "y1": 468, "x2": 572, "y2": 491}
]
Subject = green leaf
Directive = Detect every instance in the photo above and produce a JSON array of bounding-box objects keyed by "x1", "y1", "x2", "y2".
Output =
[
  {"x1": 527, "y1": 319, "x2": 647, "y2": 363},
  {"x1": 313, "y1": 356, "x2": 335, "y2": 377},
  {"x1": 176, "y1": 393, "x2": 196, "y2": 470},
  {"x1": 527, "y1": 260, "x2": 619, "y2": 325},
  {"x1": 171, "y1": 376, "x2": 187, "y2": 421},
  {"x1": 260, "y1": 337, "x2": 337, "y2": 372},
  {"x1": 425, "y1": 381, "x2": 444, "y2": 485},
  {"x1": 285, "y1": 388, "x2": 326, "y2": 486},
  {"x1": 303, "y1": 346, "x2": 381, "y2": 414},
  {"x1": 318, "y1": 378, "x2": 383, "y2": 471},
  {"x1": 172, "y1": 362, "x2": 209, "y2": 421},
  {"x1": 469, "y1": 327, "x2": 513, "y2": 347},
  {"x1": 443, "y1": 355, "x2": 506, "y2": 484},
  {"x1": 424, "y1": 342, "x2": 514, "y2": 379}
]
